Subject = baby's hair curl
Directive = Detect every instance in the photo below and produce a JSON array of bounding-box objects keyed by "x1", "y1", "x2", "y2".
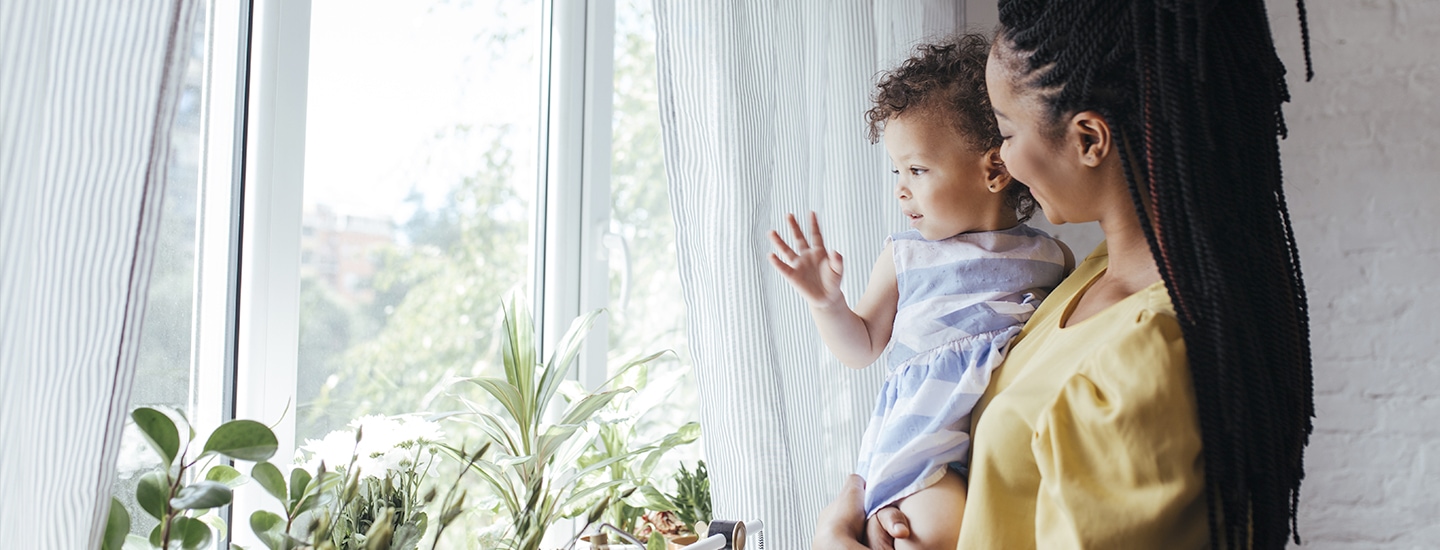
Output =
[{"x1": 866, "y1": 33, "x2": 1036, "y2": 223}]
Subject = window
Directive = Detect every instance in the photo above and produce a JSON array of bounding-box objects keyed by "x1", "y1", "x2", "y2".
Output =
[
  {"x1": 115, "y1": 0, "x2": 699, "y2": 544},
  {"x1": 293, "y1": 0, "x2": 544, "y2": 448},
  {"x1": 605, "y1": 0, "x2": 700, "y2": 468},
  {"x1": 111, "y1": 0, "x2": 247, "y2": 539}
]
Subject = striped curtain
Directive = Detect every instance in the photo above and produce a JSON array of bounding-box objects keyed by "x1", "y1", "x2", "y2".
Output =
[
  {"x1": 652, "y1": 1, "x2": 968, "y2": 546},
  {"x1": 0, "y1": 0, "x2": 200, "y2": 545}
]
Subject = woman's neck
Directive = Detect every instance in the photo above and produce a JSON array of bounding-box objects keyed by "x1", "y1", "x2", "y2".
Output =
[
  {"x1": 1062, "y1": 204, "x2": 1161, "y2": 327},
  {"x1": 1096, "y1": 206, "x2": 1162, "y2": 295}
]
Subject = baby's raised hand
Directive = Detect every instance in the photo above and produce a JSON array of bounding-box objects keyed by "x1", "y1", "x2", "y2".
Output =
[{"x1": 769, "y1": 212, "x2": 846, "y2": 309}]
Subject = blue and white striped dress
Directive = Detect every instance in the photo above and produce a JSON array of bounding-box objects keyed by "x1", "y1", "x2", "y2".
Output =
[{"x1": 856, "y1": 224, "x2": 1067, "y2": 515}]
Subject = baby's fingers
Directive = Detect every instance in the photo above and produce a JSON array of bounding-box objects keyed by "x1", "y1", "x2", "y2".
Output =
[
  {"x1": 808, "y1": 211, "x2": 827, "y2": 251},
  {"x1": 786, "y1": 213, "x2": 810, "y2": 249},
  {"x1": 769, "y1": 230, "x2": 798, "y2": 262},
  {"x1": 768, "y1": 253, "x2": 795, "y2": 276}
]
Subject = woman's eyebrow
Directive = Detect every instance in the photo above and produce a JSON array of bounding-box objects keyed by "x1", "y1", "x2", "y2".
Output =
[{"x1": 992, "y1": 107, "x2": 1009, "y2": 119}]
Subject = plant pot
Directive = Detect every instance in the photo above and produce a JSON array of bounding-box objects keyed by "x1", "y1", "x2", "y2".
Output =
[
  {"x1": 666, "y1": 534, "x2": 699, "y2": 550},
  {"x1": 577, "y1": 532, "x2": 645, "y2": 550}
]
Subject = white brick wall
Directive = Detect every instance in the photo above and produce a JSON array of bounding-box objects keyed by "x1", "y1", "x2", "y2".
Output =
[{"x1": 1268, "y1": 0, "x2": 1440, "y2": 547}]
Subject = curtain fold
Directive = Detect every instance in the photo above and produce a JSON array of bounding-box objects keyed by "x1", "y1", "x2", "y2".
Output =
[
  {"x1": 652, "y1": 1, "x2": 967, "y2": 546},
  {"x1": 0, "y1": 0, "x2": 200, "y2": 544}
]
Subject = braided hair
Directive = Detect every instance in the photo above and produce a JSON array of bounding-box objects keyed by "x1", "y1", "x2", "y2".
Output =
[{"x1": 992, "y1": 1, "x2": 1314, "y2": 547}]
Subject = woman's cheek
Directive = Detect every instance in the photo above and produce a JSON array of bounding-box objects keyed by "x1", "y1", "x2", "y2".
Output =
[{"x1": 999, "y1": 142, "x2": 1023, "y2": 182}]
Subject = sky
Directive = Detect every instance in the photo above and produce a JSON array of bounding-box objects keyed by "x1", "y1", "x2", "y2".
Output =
[{"x1": 302, "y1": 0, "x2": 541, "y2": 222}]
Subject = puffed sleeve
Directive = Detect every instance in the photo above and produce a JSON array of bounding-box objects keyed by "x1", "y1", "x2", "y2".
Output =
[{"x1": 1030, "y1": 312, "x2": 1211, "y2": 549}]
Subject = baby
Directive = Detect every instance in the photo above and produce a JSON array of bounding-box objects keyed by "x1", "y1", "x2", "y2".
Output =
[{"x1": 769, "y1": 34, "x2": 1071, "y2": 549}]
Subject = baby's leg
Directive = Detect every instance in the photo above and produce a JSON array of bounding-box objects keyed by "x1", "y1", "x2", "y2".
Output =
[{"x1": 893, "y1": 470, "x2": 966, "y2": 550}]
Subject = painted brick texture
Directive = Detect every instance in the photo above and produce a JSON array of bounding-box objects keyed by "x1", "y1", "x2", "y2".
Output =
[{"x1": 1266, "y1": 0, "x2": 1440, "y2": 547}]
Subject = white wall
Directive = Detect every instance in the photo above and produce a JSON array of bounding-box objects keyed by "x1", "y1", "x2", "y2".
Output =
[{"x1": 1271, "y1": 0, "x2": 1440, "y2": 547}]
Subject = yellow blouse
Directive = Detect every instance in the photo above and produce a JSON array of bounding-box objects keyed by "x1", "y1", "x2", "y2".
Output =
[{"x1": 956, "y1": 242, "x2": 1209, "y2": 549}]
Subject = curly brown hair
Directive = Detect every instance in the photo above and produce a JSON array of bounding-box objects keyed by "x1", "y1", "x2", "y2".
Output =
[{"x1": 866, "y1": 33, "x2": 1037, "y2": 222}]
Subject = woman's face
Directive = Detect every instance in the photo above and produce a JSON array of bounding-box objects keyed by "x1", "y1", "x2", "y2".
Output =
[{"x1": 985, "y1": 51, "x2": 1092, "y2": 225}]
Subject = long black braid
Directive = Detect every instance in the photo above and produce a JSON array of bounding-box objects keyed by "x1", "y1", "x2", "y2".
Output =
[{"x1": 994, "y1": 1, "x2": 1314, "y2": 547}]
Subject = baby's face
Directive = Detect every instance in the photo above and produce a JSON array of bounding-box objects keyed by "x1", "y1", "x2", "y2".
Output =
[{"x1": 883, "y1": 114, "x2": 1008, "y2": 240}]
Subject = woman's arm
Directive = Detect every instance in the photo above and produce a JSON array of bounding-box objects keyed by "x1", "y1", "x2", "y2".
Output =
[{"x1": 769, "y1": 212, "x2": 897, "y2": 368}]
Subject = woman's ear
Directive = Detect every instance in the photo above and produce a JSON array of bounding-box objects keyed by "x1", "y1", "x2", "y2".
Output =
[
  {"x1": 1069, "y1": 111, "x2": 1113, "y2": 168},
  {"x1": 984, "y1": 148, "x2": 1011, "y2": 193}
]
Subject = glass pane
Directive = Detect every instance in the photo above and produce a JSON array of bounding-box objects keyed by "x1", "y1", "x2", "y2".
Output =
[
  {"x1": 295, "y1": 0, "x2": 542, "y2": 450},
  {"x1": 608, "y1": 0, "x2": 702, "y2": 472},
  {"x1": 111, "y1": 2, "x2": 209, "y2": 537}
]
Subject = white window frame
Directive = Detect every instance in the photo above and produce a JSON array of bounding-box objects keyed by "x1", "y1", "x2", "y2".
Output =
[
  {"x1": 537, "y1": 0, "x2": 615, "y2": 390},
  {"x1": 193, "y1": 0, "x2": 249, "y2": 443},
  {"x1": 230, "y1": 0, "x2": 312, "y2": 545},
  {"x1": 210, "y1": 0, "x2": 620, "y2": 545}
]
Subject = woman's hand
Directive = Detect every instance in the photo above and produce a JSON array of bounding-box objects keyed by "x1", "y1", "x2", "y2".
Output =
[
  {"x1": 865, "y1": 506, "x2": 912, "y2": 550},
  {"x1": 813, "y1": 475, "x2": 871, "y2": 550},
  {"x1": 770, "y1": 212, "x2": 846, "y2": 309},
  {"x1": 813, "y1": 475, "x2": 914, "y2": 550}
]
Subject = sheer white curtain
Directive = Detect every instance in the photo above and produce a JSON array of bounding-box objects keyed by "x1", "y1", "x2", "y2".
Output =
[
  {"x1": 652, "y1": 1, "x2": 972, "y2": 546},
  {"x1": 0, "y1": 0, "x2": 200, "y2": 544}
]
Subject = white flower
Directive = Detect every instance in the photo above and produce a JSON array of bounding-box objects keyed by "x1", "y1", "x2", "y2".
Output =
[
  {"x1": 296, "y1": 414, "x2": 445, "y2": 479},
  {"x1": 296, "y1": 428, "x2": 362, "y2": 473}
]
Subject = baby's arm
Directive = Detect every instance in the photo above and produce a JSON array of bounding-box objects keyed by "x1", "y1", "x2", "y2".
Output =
[{"x1": 769, "y1": 212, "x2": 897, "y2": 369}]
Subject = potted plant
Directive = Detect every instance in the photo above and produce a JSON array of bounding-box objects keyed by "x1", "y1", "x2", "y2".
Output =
[
  {"x1": 103, "y1": 407, "x2": 280, "y2": 549},
  {"x1": 106, "y1": 408, "x2": 474, "y2": 550},
  {"x1": 445, "y1": 298, "x2": 669, "y2": 550}
]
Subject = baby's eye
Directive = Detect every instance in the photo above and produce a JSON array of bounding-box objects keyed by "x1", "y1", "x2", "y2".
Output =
[
  {"x1": 890, "y1": 168, "x2": 900, "y2": 175},
  {"x1": 909, "y1": 167, "x2": 926, "y2": 176}
]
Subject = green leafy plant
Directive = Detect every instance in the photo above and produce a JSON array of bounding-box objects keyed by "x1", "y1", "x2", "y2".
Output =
[
  {"x1": 108, "y1": 408, "x2": 472, "y2": 550},
  {"x1": 577, "y1": 361, "x2": 701, "y2": 535},
  {"x1": 245, "y1": 453, "x2": 343, "y2": 549},
  {"x1": 253, "y1": 414, "x2": 476, "y2": 550},
  {"x1": 446, "y1": 298, "x2": 667, "y2": 550},
  {"x1": 669, "y1": 461, "x2": 711, "y2": 529},
  {"x1": 105, "y1": 407, "x2": 279, "y2": 549}
]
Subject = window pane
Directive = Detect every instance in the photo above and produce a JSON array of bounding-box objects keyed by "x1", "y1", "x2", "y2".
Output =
[
  {"x1": 296, "y1": 0, "x2": 542, "y2": 446},
  {"x1": 111, "y1": 2, "x2": 209, "y2": 537},
  {"x1": 608, "y1": 0, "x2": 702, "y2": 466}
]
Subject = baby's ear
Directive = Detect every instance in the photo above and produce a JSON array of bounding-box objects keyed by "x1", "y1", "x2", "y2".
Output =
[{"x1": 984, "y1": 148, "x2": 1011, "y2": 191}]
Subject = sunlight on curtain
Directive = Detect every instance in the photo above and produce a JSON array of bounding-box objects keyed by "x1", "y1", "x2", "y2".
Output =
[
  {"x1": 652, "y1": 0, "x2": 973, "y2": 545},
  {"x1": 0, "y1": 0, "x2": 202, "y2": 545}
]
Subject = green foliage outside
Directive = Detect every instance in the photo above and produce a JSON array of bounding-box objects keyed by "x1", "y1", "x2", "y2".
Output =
[
  {"x1": 290, "y1": 2, "x2": 702, "y2": 543},
  {"x1": 295, "y1": 0, "x2": 687, "y2": 441}
]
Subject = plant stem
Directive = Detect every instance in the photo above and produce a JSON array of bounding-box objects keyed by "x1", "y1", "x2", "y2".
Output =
[{"x1": 160, "y1": 461, "x2": 187, "y2": 549}]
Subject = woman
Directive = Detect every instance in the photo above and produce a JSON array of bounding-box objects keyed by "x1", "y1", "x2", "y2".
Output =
[{"x1": 814, "y1": 0, "x2": 1315, "y2": 548}]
